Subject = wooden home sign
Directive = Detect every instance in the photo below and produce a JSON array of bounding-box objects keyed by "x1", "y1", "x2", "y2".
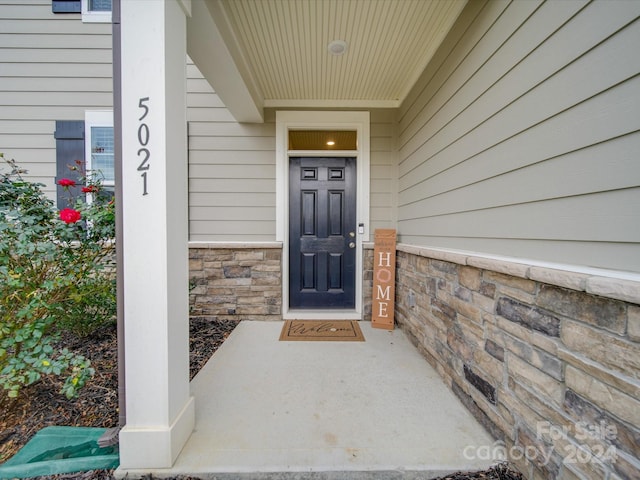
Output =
[{"x1": 371, "y1": 229, "x2": 397, "y2": 330}]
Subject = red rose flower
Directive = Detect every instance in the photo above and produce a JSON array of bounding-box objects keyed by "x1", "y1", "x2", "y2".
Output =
[
  {"x1": 82, "y1": 185, "x2": 99, "y2": 193},
  {"x1": 57, "y1": 178, "x2": 76, "y2": 187},
  {"x1": 59, "y1": 208, "x2": 82, "y2": 224}
]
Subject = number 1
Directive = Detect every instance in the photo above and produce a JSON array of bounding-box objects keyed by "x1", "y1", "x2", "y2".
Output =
[{"x1": 141, "y1": 171, "x2": 148, "y2": 196}]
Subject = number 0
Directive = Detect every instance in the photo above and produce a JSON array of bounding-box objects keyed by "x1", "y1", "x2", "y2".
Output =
[{"x1": 138, "y1": 123, "x2": 149, "y2": 146}]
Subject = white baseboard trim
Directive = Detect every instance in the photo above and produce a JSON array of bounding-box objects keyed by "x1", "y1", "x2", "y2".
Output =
[{"x1": 117, "y1": 396, "x2": 195, "y2": 470}]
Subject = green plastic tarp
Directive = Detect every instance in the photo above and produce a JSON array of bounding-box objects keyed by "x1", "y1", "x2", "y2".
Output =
[{"x1": 0, "y1": 426, "x2": 119, "y2": 479}]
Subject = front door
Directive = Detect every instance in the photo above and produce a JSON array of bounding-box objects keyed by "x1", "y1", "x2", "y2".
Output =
[{"x1": 289, "y1": 157, "x2": 356, "y2": 309}]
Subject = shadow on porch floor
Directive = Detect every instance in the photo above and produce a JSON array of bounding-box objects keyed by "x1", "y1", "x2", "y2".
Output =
[{"x1": 120, "y1": 321, "x2": 497, "y2": 479}]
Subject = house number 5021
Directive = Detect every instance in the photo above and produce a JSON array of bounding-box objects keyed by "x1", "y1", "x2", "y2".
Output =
[{"x1": 137, "y1": 97, "x2": 150, "y2": 196}]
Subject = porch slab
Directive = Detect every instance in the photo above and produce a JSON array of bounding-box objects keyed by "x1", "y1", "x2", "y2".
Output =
[{"x1": 118, "y1": 321, "x2": 497, "y2": 479}]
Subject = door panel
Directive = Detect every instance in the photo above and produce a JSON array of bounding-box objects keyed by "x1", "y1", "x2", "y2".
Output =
[
  {"x1": 302, "y1": 191, "x2": 316, "y2": 235},
  {"x1": 289, "y1": 157, "x2": 356, "y2": 309}
]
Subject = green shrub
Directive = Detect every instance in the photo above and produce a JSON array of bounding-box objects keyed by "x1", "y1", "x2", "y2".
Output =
[{"x1": 0, "y1": 154, "x2": 116, "y2": 398}]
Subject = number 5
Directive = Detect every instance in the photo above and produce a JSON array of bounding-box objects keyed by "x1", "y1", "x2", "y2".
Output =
[{"x1": 138, "y1": 97, "x2": 150, "y2": 121}]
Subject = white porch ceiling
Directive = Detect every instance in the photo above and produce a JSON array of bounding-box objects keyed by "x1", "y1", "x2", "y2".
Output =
[{"x1": 188, "y1": 0, "x2": 467, "y2": 122}]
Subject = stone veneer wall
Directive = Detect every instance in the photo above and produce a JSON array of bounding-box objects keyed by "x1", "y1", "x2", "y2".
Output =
[
  {"x1": 363, "y1": 245, "x2": 374, "y2": 321},
  {"x1": 394, "y1": 244, "x2": 640, "y2": 480},
  {"x1": 190, "y1": 244, "x2": 375, "y2": 321},
  {"x1": 189, "y1": 244, "x2": 282, "y2": 321}
]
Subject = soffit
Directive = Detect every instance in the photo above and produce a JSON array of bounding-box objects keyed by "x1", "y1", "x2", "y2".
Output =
[{"x1": 212, "y1": 0, "x2": 467, "y2": 109}]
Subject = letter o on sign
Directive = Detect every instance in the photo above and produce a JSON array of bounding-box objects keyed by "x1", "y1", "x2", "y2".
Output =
[{"x1": 376, "y1": 268, "x2": 392, "y2": 283}]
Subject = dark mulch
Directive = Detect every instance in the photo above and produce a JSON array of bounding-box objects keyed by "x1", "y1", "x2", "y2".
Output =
[
  {"x1": 0, "y1": 324, "x2": 120, "y2": 464},
  {"x1": 1, "y1": 319, "x2": 523, "y2": 480},
  {"x1": 188, "y1": 317, "x2": 239, "y2": 380},
  {"x1": 0, "y1": 318, "x2": 239, "y2": 465},
  {"x1": 434, "y1": 463, "x2": 524, "y2": 479}
]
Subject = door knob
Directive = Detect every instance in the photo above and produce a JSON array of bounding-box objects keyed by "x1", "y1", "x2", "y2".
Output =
[{"x1": 349, "y1": 242, "x2": 356, "y2": 249}]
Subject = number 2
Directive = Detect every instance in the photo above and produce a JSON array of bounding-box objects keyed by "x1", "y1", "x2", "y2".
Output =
[{"x1": 137, "y1": 148, "x2": 150, "y2": 171}]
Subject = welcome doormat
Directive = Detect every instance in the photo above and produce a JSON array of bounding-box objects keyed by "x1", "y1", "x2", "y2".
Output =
[{"x1": 279, "y1": 320, "x2": 365, "y2": 342}]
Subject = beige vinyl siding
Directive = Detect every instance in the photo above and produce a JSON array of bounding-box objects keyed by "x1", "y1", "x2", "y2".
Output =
[
  {"x1": 397, "y1": 0, "x2": 640, "y2": 273},
  {"x1": 370, "y1": 109, "x2": 397, "y2": 233},
  {"x1": 187, "y1": 60, "x2": 276, "y2": 242},
  {"x1": 0, "y1": 0, "x2": 112, "y2": 195},
  {"x1": 187, "y1": 62, "x2": 397, "y2": 242}
]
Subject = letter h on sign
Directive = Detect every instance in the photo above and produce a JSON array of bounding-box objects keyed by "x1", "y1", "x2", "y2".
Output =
[{"x1": 371, "y1": 229, "x2": 397, "y2": 330}]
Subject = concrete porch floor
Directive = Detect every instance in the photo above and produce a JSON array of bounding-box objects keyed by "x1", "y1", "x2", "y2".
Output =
[{"x1": 121, "y1": 321, "x2": 497, "y2": 479}]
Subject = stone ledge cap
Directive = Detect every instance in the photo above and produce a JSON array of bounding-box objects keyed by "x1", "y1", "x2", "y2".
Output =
[
  {"x1": 529, "y1": 267, "x2": 589, "y2": 291},
  {"x1": 397, "y1": 243, "x2": 468, "y2": 266},
  {"x1": 189, "y1": 241, "x2": 283, "y2": 249},
  {"x1": 587, "y1": 277, "x2": 640, "y2": 305},
  {"x1": 395, "y1": 244, "x2": 640, "y2": 305},
  {"x1": 467, "y1": 256, "x2": 529, "y2": 278}
]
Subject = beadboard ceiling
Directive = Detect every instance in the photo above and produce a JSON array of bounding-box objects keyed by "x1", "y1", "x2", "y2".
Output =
[{"x1": 202, "y1": 0, "x2": 466, "y2": 114}]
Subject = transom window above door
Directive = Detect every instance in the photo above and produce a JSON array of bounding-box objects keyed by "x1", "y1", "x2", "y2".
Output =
[{"x1": 288, "y1": 130, "x2": 357, "y2": 150}]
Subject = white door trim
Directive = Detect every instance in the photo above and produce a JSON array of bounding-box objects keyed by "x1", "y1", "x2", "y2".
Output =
[{"x1": 276, "y1": 111, "x2": 370, "y2": 320}]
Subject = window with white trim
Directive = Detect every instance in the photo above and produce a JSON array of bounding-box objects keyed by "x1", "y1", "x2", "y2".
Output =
[
  {"x1": 82, "y1": 0, "x2": 111, "y2": 23},
  {"x1": 85, "y1": 111, "x2": 114, "y2": 198}
]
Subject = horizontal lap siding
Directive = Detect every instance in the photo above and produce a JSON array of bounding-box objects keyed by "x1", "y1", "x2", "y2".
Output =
[
  {"x1": 188, "y1": 59, "x2": 397, "y2": 241},
  {"x1": 370, "y1": 109, "x2": 397, "y2": 232},
  {"x1": 0, "y1": 1, "x2": 112, "y2": 196},
  {"x1": 1, "y1": 4, "x2": 396, "y2": 244},
  {"x1": 187, "y1": 60, "x2": 276, "y2": 241},
  {"x1": 397, "y1": 0, "x2": 640, "y2": 272}
]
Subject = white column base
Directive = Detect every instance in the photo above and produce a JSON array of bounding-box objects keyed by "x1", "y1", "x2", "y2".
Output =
[{"x1": 118, "y1": 396, "x2": 195, "y2": 469}]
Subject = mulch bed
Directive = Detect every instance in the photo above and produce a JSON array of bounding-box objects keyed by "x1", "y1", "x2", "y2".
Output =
[
  {"x1": 0, "y1": 319, "x2": 523, "y2": 480},
  {"x1": 434, "y1": 464, "x2": 524, "y2": 479},
  {"x1": 0, "y1": 318, "x2": 238, "y2": 465}
]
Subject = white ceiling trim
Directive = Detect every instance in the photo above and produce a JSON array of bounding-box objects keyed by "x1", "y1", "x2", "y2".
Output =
[
  {"x1": 264, "y1": 99, "x2": 400, "y2": 109},
  {"x1": 186, "y1": 0, "x2": 264, "y2": 123}
]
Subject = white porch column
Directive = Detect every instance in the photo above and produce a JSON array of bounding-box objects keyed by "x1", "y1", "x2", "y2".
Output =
[{"x1": 118, "y1": 0, "x2": 194, "y2": 469}]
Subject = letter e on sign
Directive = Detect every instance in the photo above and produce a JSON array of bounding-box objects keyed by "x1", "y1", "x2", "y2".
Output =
[{"x1": 372, "y1": 229, "x2": 396, "y2": 330}]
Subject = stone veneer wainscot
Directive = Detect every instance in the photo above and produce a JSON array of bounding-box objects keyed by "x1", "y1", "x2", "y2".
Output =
[
  {"x1": 189, "y1": 243, "x2": 282, "y2": 321},
  {"x1": 393, "y1": 243, "x2": 640, "y2": 480}
]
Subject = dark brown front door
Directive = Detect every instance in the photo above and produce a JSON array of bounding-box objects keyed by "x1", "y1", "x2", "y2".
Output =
[{"x1": 289, "y1": 157, "x2": 356, "y2": 309}]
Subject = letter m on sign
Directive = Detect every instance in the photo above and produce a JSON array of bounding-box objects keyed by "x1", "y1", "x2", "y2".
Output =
[{"x1": 371, "y1": 229, "x2": 396, "y2": 330}]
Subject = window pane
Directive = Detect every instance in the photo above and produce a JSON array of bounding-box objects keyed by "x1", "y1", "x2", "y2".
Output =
[
  {"x1": 91, "y1": 126, "x2": 114, "y2": 182},
  {"x1": 52, "y1": 0, "x2": 81, "y2": 13},
  {"x1": 289, "y1": 130, "x2": 357, "y2": 150},
  {"x1": 89, "y1": 0, "x2": 111, "y2": 12}
]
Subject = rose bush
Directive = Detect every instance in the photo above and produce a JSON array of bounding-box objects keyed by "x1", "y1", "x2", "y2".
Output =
[
  {"x1": 0, "y1": 154, "x2": 116, "y2": 398},
  {"x1": 59, "y1": 207, "x2": 82, "y2": 224},
  {"x1": 57, "y1": 178, "x2": 76, "y2": 188}
]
